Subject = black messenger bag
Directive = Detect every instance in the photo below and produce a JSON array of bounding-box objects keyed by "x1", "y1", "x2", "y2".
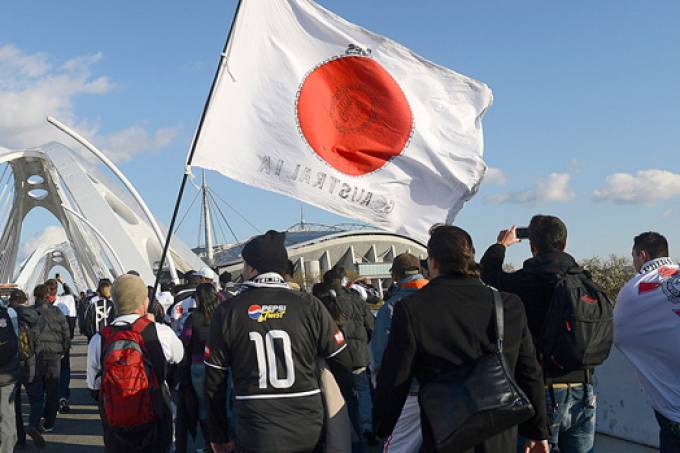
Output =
[{"x1": 418, "y1": 290, "x2": 535, "y2": 452}]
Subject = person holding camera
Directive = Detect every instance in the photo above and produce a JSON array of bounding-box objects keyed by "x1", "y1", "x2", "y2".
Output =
[{"x1": 481, "y1": 215, "x2": 613, "y2": 452}]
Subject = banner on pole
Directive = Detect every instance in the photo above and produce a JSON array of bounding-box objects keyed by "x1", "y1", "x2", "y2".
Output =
[{"x1": 191, "y1": 0, "x2": 493, "y2": 243}]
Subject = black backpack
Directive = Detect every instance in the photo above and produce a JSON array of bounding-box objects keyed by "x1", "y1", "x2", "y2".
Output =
[
  {"x1": 17, "y1": 319, "x2": 39, "y2": 362},
  {"x1": 542, "y1": 268, "x2": 614, "y2": 372},
  {"x1": 0, "y1": 306, "x2": 19, "y2": 385}
]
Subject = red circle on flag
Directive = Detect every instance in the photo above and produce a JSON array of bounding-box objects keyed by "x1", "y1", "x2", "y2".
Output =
[{"x1": 296, "y1": 56, "x2": 413, "y2": 176}]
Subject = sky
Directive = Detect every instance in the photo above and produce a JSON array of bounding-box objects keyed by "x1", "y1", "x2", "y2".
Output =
[{"x1": 2, "y1": 0, "x2": 680, "y2": 268}]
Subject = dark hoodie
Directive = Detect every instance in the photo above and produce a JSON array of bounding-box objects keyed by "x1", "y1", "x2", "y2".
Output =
[
  {"x1": 480, "y1": 243, "x2": 586, "y2": 382},
  {"x1": 34, "y1": 299, "x2": 70, "y2": 360}
]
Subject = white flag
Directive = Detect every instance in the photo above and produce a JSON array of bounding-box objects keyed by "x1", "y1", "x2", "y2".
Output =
[{"x1": 192, "y1": 0, "x2": 492, "y2": 243}]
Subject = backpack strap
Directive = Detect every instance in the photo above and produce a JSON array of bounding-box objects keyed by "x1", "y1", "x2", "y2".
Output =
[
  {"x1": 135, "y1": 317, "x2": 166, "y2": 383},
  {"x1": 98, "y1": 321, "x2": 132, "y2": 381},
  {"x1": 491, "y1": 289, "x2": 504, "y2": 353}
]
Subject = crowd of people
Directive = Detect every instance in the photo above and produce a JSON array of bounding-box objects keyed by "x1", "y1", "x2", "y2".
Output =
[{"x1": 0, "y1": 215, "x2": 678, "y2": 453}]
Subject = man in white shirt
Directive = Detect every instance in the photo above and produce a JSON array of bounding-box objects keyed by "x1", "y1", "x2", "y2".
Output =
[
  {"x1": 614, "y1": 232, "x2": 680, "y2": 452},
  {"x1": 87, "y1": 275, "x2": 183, "y2": 389},
  {"x1": 87, "y1": 274, "x2": 183, "y2": 452}
]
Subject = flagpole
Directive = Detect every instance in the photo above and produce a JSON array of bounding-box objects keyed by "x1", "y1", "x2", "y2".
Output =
[{"x1": 152, "y1": 0, "x2": 244, "y2": 297}]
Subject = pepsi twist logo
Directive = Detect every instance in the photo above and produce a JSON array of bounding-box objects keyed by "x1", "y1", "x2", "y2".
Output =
[{"x1": 247, "y1": 304, "x2": 287, "y2": 322}]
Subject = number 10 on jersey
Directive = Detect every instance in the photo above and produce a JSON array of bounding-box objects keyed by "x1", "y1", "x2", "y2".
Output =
[{"x1": 249, "y1": 330, "x2": 295, "y2": 389}]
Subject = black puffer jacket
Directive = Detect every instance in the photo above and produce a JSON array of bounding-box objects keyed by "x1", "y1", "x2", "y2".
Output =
[
  {"x1": 317, "y1": 285, "x2": 373, "y2": 369},
  {"x1": 34, "y1": 299, "x2": 70, "y2": 360},
  {"x1": 13, "y1": 304, "x2": 45, "y2": 383}
]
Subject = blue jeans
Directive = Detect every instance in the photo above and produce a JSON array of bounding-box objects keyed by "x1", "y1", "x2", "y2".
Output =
[
  {"x1": 545, "y1": 384, "x2": 596, "y2": 453},
  {"x1": 655, "y1": 411, "x2": 680, "y2": 453},
  {"x1": 191, "y1": 364, "x2": 207, "y2": 450},
  {"x1": 59, "y1": 349, "x2": 71, "y2": 401},
  {"x1": 336, "y1": 370, "x2": 366, "y2": 453},
  {"x1": 351, "y1": 370, "x2": 373, "y2": 434},
  {"x1": 42, "y1": 358, "x2": 61, "y2": 428},
  {"x1": 191, "y1": 364, "x2": 207, "y2": 420}
]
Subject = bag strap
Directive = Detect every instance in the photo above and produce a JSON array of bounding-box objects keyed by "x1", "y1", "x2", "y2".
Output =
[
  {"x1": 491, "y1": 289, "x2": 504, "y2": 353},
  {"x1": 130, "y1": 316, "x2": 152, "y2": 334}
]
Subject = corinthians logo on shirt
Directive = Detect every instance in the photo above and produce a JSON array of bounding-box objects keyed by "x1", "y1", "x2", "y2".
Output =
[
  {"x1": 662, "y1": 274, "x2": 680, "y2": 305},
  {"x1": 295, "y1": 44, "x2": 415, "y2": 177}
]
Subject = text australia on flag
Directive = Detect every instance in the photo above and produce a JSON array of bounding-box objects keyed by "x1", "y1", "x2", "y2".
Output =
[{"x1": 191, "y1": 0, "x2": 493, "y2": 243}]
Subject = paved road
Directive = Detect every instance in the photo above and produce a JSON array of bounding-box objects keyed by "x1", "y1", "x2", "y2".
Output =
[{"x1": 18, "y1": 335, "x2": 104, "y2": 451}]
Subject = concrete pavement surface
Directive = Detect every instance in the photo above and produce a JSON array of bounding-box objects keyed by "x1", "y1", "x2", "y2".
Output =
[{"x1": 17, "y1": 336, "x2": 104, "y2": 451}]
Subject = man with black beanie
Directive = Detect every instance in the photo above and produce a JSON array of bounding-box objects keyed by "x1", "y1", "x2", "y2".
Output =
[{"x1": 205, "y1": 230, "x2": 352, "y2": 453}]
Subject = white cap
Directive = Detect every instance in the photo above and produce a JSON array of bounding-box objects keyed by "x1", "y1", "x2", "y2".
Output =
[{"x1": 197, "y1": 266, "x2": 217, "y2": 282}]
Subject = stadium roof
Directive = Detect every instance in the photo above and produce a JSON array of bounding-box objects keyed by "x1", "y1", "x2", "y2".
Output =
[{"x1": 212, "y1": 228, "x2": 426, "y2": 268}]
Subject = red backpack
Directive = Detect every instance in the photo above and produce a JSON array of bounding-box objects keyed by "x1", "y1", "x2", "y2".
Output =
[{"x1": 99, "y1": 317, "x2": 163, "y2": 428}]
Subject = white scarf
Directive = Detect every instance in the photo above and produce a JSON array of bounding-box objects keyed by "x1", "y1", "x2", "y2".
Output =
[
  {"x1": 639, "y1": 257, "x2": 675, "y2": 274},
  {"x1": 241, "y1": 272, "x2": 291, "y2": 291}
]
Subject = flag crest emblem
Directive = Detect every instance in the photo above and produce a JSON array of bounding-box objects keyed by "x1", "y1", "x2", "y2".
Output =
[{"x1": 296, "y1": 49, "x2": 414, "y2": 176}]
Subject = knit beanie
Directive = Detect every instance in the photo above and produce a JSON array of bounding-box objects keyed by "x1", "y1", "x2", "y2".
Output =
[
  {"x1": 241, "y1": 230, "x2": 288, "y2": 275},
  {"x1": 112, "y1": 274, "x2": 148, "y2": 315}
]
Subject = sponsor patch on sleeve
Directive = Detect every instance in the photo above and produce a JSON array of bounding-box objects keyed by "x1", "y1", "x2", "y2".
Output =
[
  {"x1": 639, "y1": 282, "x2": 661, "y2": 294},
  {"x1": 334, "y1": 330, "x2": 345, "y2": 345}
]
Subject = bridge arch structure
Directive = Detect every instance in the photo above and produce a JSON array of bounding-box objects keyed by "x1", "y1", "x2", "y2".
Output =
[{"x1": 0, "y1": 142, "x2": 204, "y2": 291}]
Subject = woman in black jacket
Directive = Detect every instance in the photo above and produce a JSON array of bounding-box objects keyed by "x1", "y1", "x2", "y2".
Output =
[
  {"x1": 374, "y1": 225, "x2": 549, "y2": 453},
  {"x1": 178, "y1": 283, "x2": 220, "y2": 452}
]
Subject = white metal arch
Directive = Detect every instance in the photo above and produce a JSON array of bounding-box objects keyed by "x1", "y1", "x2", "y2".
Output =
[{"x1": 0, "y1": 143, "x2": 205, "y2": 288}]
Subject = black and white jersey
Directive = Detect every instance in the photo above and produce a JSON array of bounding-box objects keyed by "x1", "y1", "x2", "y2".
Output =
[{"x1": 205, "y1": 284, "x2": 350, "y2": 451}]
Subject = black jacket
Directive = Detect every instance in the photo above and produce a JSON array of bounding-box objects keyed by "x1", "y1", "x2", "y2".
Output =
[
  {"x1": 317, "y1": 284, "x2": 373, "y2": 369},
  {"x1": 34, "y1": 299, "x2": 70, "y2": 360},
  {"x1": 374, "y1": 276, "x2": 548, "y2": 452},
  {"x1": 12, "y1": 305, "x2": 45, "y2": 383},
  {"x1": 480, "y1": 244, "x2": 589, "y2": 382},
  {"x1": 185, "y1": 311, "x2": 211, "y2": 362}
]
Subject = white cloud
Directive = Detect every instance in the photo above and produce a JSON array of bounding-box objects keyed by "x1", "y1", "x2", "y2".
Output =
[
  {"x1": 0, "y1": 44, "x2": 50, "y2": 78},
  {"x1": 20, "y1": 226, "x2": 66, "y2": 260},
  {"x1": 593, "y1": 170, "x2": 680, "y2": 204},
  {"x1": 488, "y1": 172, "x2": 575, "y2": 204},
  {"x1": 484, "y1": 167, "x2": 508, "y2": 185},
  {"x1": 100, "y1": 125, "x2": 179, "y2": 163},
  {"x1": 0, "y1": 44, "x2": 177, "y2": 163}
]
